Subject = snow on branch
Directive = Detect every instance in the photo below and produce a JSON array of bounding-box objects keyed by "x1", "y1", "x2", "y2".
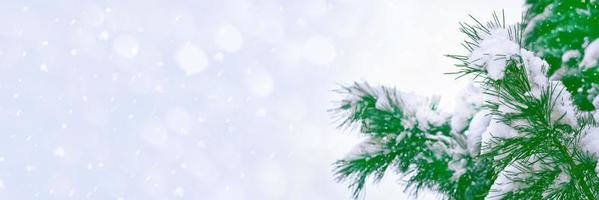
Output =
[
  {"x1": 332, "y1": 10, "x2": 599, "y2": 200},
  {"x1": 450, "y1": 12, "x2": 598, "y2": 200},
  {"x1": 332, "y1": 82, "x2": 478, "y2": 198}
]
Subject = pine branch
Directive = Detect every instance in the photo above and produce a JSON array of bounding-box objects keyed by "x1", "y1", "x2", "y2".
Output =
[
  {"x1": 449, "y1": 15, "x2": 599, "y2": 199},
  {"x1": 523, "y1": 0, "x2": 599, "y2": 110},
  {"x1": 331, "y1": 7, "x2": 599, "y2": 200},
  {"x1": 331, "y1": 82, "x2": 495, "y2": 199},
  {"x1": 333, "y1": 136, "x2": 400, "y2": 199},
  {"x1": 333, "y1": 82, "x2": 405, "y2": 136}
]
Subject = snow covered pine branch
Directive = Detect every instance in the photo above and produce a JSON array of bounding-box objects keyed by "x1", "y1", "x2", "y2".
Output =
[{"x1": 331, "y1": 6, "x2": 599, "y2": 200}]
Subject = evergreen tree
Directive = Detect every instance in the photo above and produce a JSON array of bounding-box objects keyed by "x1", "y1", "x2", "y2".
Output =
[{"x1": 331, "y1": 1, "x2": 599, "y2": 199}]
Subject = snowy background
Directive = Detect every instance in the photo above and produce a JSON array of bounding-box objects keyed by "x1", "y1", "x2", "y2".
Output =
[{"x1": 0, "y1": 0, "x2": 521, "y2": 199}]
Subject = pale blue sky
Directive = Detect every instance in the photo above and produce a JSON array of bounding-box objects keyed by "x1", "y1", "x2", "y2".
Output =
[{"x1": 0, "y1": 0, "x2": 521, "y2": 199}]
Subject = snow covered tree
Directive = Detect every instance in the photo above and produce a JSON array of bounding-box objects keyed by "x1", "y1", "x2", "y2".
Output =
[{"x1": 331, "y1": 1, "x2": 599, "y2": 200}]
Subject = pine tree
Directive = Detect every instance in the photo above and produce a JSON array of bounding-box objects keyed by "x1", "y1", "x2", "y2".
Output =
[{"x1": 331, "y1": 1, "x2": 599, "y2": 199}]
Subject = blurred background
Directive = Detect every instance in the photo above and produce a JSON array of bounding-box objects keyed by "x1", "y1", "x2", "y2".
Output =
[{"x1": 0, "y1": 0, "x2": 521, "y2": 199}]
